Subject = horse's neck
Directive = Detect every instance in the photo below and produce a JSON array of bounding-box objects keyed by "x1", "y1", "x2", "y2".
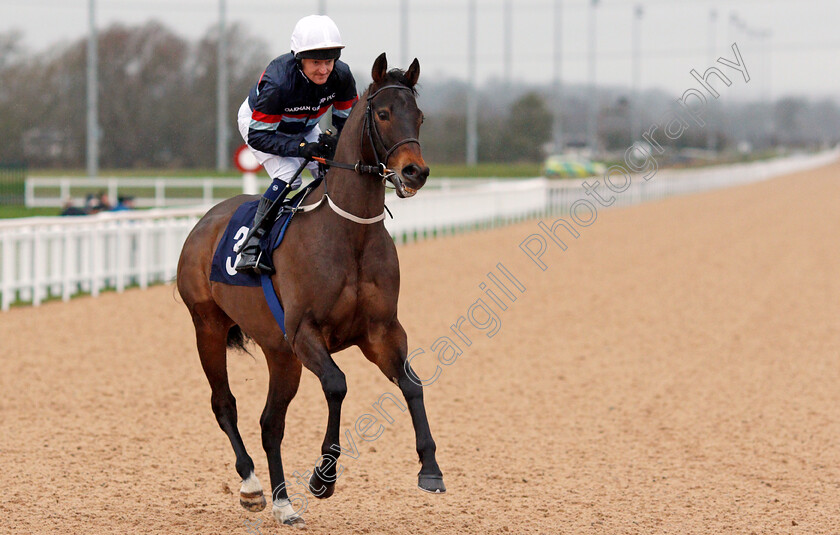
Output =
[
  {"x1": 325, "y1": 169, "x2": 385, "y2": 222},
  {"x1": 321, "y1": 96, "x2": 386, "y2": 224}
]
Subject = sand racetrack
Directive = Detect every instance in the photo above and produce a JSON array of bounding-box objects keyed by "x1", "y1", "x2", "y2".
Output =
[{"x1": 2, "y1": 162, "x2": 840, "y2": 534}]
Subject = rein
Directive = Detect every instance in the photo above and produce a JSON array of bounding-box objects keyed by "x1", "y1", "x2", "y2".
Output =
[{"x1": 297, "y1": 83, "x2": 419, "y2": 225}]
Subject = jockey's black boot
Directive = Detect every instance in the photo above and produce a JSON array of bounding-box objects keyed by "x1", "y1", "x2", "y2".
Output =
[{"x1": 235, "y1": 183, "x2": 292, "y2": 274}]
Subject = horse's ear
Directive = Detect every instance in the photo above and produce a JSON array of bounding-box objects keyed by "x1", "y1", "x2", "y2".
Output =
[
  {"x1": 372, "y1": 53, "x2": 387, "y2": 84},
  {"x1": 405, "y1": 58, "x2": 420, "y2": 87}
]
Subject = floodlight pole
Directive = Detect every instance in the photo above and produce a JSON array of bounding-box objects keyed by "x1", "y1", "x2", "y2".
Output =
[
  {"x1": 401, "y1": 0, "x2": 409, "y2": 67},
  {"x1": 706, "y1": 9, "x2": 717, "y2": 151},
  {"x1": 631, "y1": 4, "x2": 643, "y2": 143},
  {"x1": 86, "y1": 0, "x2": 98, "y2": 178},
  {"x1": 504, "y1": 0, "x2": 513, "y2": 87},
  {"x1": 552, "y1": 0, "x2": 563, "y2": 153},
  {"x1": 216, "y1": 0, "x2": 229, "y2": 171},
  {"x1": 466, "y1": 0, "x2": 478, "y2": 166},
  {"x1": 586, "y1": 0, "x2": 599, "y2": 154}
]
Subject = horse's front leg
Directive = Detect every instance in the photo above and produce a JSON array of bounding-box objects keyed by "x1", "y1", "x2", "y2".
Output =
[
  {"x1": 260, "y1": 344, "x2": 305, "y2": 528},
  {"x1": 290, "y1": 322, "x2": 346, "y2": 500},
  {"x1": 361, "y1": 321, "x2": 446, "y2": 493}
]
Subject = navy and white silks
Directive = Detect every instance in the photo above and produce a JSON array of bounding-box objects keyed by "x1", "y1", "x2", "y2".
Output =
[{"x1": 236, "y1": 53, "x2": 358, "y2": 186}]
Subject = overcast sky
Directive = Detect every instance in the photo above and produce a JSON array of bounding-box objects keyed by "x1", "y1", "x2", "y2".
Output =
[{"x1": 1, "y1": 0, "x2": 838, "y2": 101}]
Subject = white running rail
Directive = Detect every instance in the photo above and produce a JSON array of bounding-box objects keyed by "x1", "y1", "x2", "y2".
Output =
[
  {"x1": 546, "y1": 149, "x2": 840, "y2": 213},
  {"x1": 24, "y1": 176, "x2": 489, "y2": 208},
  {"x1": 385, "y1": 178, "x2": 548, "y2": 243},
  {"x1": 2, "y1": 150, "x2": 837, "y2": 310},
  {"x1": 0, "y1": 208, "x2": 205, "y2": 310},
  {"x1": 25, "y1": 177, "x2": 244, "y2": 208}
]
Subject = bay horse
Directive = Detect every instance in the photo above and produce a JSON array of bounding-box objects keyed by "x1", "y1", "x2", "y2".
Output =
[{"x1": 176, "y1": 53, "x2": 444, "y2": 529}]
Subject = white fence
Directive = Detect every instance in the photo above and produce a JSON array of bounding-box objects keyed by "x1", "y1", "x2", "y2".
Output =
[
  {"x1": 546, "y1": 149, "x2": 840, "y2": 213},
  {"x1": 0, "y1": 208, "x2": 203, "y2": 310},
  {"x1": 385, "y1": 178, "x2": 548, "y2": 243},
  {"x1": 25, "y1": 177, "x2": 245, "y2": 208},
  {"x1": 24, "y1": 176, "x2": 491, "y2": 208},
  {"x1": 0, "y1": 180, "x2": 546, "y2": 310},
  {"x1": 2, "y1": 150, "x2": 837, "y2": 310}
]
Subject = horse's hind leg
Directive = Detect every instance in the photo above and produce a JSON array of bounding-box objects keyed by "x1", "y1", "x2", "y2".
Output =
[
  {"x1": 259, "y1": 344, "x2": 305, "y2": 528},
  {"x1": 360, "y1": 321, "x2": 446, "y2": 493},
  {"x1": 191, "y1": 302, "x2": 265, "y2": 512}
]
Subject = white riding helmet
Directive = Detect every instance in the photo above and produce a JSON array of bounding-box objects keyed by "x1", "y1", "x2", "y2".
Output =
[{"x1": 290, "y1": 15, "x2": 344, "y2": 60}]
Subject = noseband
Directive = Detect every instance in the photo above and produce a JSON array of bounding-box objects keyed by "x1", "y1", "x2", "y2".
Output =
[{"x1": 362, "y1": 84, "x2": 421, "y2": 176}]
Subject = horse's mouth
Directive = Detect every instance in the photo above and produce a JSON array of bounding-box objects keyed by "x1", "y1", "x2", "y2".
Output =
[
  {"x1": 391, "y1": 174, "x2": 418, "y2": 198},
  {"x1": 397, "y1": 184, "x2": 417, "y2": 198}
]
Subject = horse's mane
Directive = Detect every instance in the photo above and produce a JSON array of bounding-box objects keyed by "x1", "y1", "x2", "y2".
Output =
[{"x1": 365, "y1": 68, "x2": 419, "y2": 96}]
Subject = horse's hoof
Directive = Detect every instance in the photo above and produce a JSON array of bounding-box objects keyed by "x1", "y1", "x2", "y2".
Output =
[
  {"x1": 418, "y1": 474, "x2": 446, "y2": 494},
  {"x1": 282, "y1": 516, "x2": 307, "y2": 529},
  {"x1": 273, "y1": 499, "x2": 306, "y2": 529},
  {"x1": 239, "y1": 490, "x2": 267, "y2": 512},
  {"x1": 308, "y1": 472, "x2": 335, "y2": 499},
  {"x1": 239, "y1": 473, "x2": 267, "y2": 511}
]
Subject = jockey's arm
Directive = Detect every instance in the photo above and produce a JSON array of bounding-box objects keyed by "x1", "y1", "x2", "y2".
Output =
[{"x1": 247, "y1": 82, "x2": 305, "y2": 157}]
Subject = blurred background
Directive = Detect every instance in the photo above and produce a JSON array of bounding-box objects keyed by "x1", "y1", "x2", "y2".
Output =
[{"x1": 0, "y1": 0, "x2": 837, "y2": 179}]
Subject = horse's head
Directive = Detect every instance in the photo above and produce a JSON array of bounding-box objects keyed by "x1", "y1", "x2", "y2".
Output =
[{"x1": 365, "y1": 53, "x2": 428, "y2": 198}]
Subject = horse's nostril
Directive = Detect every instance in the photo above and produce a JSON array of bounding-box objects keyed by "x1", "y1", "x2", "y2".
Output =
[
  {"x1": 402, "y1": 164, "x2": 429, "y2": 186},
  {"x1": 403, "y1": 164, "x2": 419, "y2": 178}
]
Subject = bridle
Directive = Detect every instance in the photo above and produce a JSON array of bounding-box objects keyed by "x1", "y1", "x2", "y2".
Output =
[
  {"x1": 313, "y1": 83, "x2": 421, "y2": 185},
  {"x1": 295, "y1": 83, "x2": 423, "y2": 224},
  {"x1": 361, "y1": 84, "x2": 421, "y2": 181}
]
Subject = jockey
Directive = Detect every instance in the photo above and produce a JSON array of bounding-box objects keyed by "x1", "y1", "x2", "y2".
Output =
[{"x1": 235, "y1": 14, "x2": 359, "y2": 274}]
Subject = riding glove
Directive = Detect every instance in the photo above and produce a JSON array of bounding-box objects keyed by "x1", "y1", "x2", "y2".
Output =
[
  {"x1": 317, "y1": 132, "x2": 339, "y2": 160},
  {"x1": 297, "y1": 141, "x2": 323, "y2": 160}
]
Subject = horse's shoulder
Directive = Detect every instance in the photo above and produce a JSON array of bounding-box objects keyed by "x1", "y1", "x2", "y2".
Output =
[
  {"x1": 362, "y1": 225, "x2": 398, "y2": 258},
  {"x1": 356, "y1": 228, "x2": 399, "y2": 284}
]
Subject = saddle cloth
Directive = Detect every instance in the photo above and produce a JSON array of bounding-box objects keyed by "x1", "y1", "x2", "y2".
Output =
[{"x1": 209, "y1": 181, "x2": 320, "y2": 287}]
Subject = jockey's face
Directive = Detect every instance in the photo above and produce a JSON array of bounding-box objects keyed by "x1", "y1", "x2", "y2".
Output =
[{"x1": 301, "y1": 58, "x2": 334, "y2": 85}]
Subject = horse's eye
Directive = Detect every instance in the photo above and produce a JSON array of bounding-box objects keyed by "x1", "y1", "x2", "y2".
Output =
[
  {"x1": 377, "y1": 111, "x2": 389, "y2": 121},
  {"x1": 419, "y1": 113, "x2": 425, "y2": 125}
]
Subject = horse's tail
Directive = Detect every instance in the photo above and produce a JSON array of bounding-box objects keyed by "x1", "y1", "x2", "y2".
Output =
[{"x1": 226, "y1": 325, "x2": 253, "y2": 356}]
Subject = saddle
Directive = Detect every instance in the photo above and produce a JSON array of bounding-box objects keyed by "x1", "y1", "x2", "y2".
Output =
[{"x1": 210, "y1": 178, "x2": 322, "y2": 288}]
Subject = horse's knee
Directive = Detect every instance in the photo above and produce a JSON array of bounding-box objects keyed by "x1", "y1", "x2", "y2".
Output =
[{"x1": 320, "y1": 370, "x2": 347, "y2": 404}]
